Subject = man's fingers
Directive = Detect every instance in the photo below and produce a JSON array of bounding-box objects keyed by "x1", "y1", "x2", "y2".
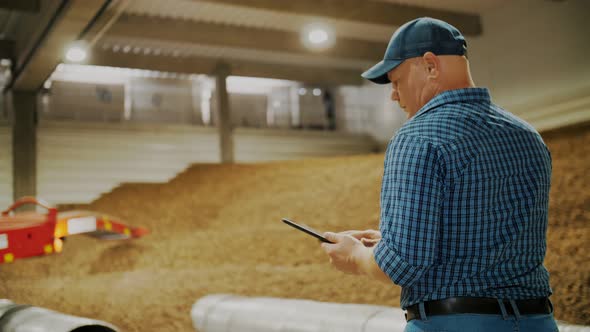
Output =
[
  {"x1": 323, "y1": 232, "x2": 338, "y2": 242},
  {"x1": 362, "y1": 230, "x2": 382, "y2": 239},
  {"x1": 340, "y1": 230, "x2": 368, "y2": 240},
  {"x1": 361, "y1": 238, "x2": 380, "y2": 247}
]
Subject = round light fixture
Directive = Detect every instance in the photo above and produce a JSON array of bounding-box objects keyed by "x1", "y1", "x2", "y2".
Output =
[
  {"x1": 301, "y1": 23, "x2": 335, "y2": 51},
  {"x1": 309, "y1": 29, "x2": 329, "y2": 44},
  {"x1": 65, "y1": 41, "x2": 88, "y2": 62}
]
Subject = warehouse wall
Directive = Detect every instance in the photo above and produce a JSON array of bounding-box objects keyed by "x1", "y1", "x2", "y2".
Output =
[
  {"x1": 336, "y1": 85, "x2": 406, "y2": 149},
  {"x1": 27, "y1": 72, "x2": 379, "y2": 205},
  {"x1": 42, "y1": 73, "x2": 336, "y2": 130},
  {"x1": 41, "y1": 74, "x2": 206, "y2": 126},
  {"x1": 36, "y1": 121, "x2": 219, "y2": 204},
  {"x1": 228, "y1": 93, "x2": 268, "y2": 128},
  {"x1": 44, "y1": 80, "x2": 125, "y2": 122},
  {"x1": 35, "y1": 121, "x2": 376, "y2": 204},
  {"x1": 129, "y1": 77, "x2": 202, "y2": 125},
  {"x1": 234, "y1": 127, "x2": 376, "y2": 162},
  {"x1": 0, "y1": 123, "x2": 12, "y2": 208}
]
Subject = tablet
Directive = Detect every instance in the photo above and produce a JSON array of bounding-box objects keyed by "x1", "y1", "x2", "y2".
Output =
[{"x1": 281, "y1": 218, "x2": 333, "y2": 243}]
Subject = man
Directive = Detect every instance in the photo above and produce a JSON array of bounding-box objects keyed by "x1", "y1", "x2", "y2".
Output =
[{"x1": 321, "y1": 17, "x2": 558, "y2": 331}]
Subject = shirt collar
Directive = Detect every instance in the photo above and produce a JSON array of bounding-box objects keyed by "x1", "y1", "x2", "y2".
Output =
[{"x1": 412, "y1": 87, "x2": 491, "y2": 119}]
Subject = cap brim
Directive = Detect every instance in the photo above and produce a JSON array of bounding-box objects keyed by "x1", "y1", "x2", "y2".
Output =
[{"x1": 361, "y1": 59, "x2": 404, "y2": 84}]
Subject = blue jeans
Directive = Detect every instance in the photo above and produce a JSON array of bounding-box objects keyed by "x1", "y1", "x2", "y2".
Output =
[{"x1": 404, "y1": 313, "x2": 559, "y2": 332}]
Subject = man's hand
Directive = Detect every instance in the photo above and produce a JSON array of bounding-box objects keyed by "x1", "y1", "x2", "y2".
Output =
[
  {"x1": 340, "y1": 229, "x2": 382, "y2": 247},
  {"x1": 320, "y1": 232, "x2": 369, "y2": 275},
  {"x1": 321, "y1": 230, "x2": 391, "y2": 283}
]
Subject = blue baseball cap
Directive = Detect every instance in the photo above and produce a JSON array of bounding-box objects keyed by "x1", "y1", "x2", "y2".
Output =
[{"x1": 362, "y1": 17, "x2": 467, "y2": 84}]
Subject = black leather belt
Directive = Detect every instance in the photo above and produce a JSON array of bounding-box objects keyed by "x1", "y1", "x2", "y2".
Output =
[{"x1": 405, "y1": 297, "x2": 552, "y2": 321}]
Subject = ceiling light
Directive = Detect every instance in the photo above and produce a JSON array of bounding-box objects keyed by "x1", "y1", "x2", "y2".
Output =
[
  {"x1": 65, "y1": 41, "x2": 88, "y2": 63},
  {"x1": 313, "y1": 88, "x2": 322, "y2": 96},
  {"x1": 309, "y1": 29, "x2": 328, "y2": 44},
  {"x1": 301, "y1": 23, "x2": 335, "y2": 51}
]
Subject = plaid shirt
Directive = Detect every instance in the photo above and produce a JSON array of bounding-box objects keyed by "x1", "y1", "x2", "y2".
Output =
[{"x1": 374, "y1": 88, "x2": 552, "y2": 309}]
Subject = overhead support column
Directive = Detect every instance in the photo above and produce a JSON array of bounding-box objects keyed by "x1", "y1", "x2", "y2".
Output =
[
  {"x1": 12, "y1": 90, "x2": 37, "y2": 201},
  {"x1": 214, "y1": 62, "x2": 233, "y2": 164}
]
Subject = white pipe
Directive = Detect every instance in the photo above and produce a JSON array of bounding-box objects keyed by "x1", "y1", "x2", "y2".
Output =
[
  {"x1": 191, "y1": 294, "x2": 590, "y2": 332},
  {"x1": 0, "y1": 299, "x2": 118, "y2": 332},
  {"x1": 191, "y1": 294, "x2": 406, "y2": 332}
]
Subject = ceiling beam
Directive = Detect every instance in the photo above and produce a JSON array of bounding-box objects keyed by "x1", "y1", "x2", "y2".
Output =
[
  {"x1": 82, "y1": 0, "x2": 131, "y2": 46},
  {"x1": 0, "y1": 0, "x2": 40, "y2": 13},
  {"x1": 108, "y1": 14, "x2": 386, "y2": 62},
  {"x1": 89, "y1": 49, "x2": 364, "y2": 85},
  {"x1": 195, "y1": 0, "x2": 482, "y2": 36},
  {"x1": 10, "y1": 0, "x2": 111, "y2": 91}
]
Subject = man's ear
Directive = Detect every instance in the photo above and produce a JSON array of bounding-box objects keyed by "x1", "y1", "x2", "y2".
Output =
[{"x1": 422, "y1": 52, "x2": 439, "y2": 79}]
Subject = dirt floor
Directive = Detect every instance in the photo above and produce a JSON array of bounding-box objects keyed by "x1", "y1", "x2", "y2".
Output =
[{"x1": 0, "y1": 124, "x2": 588, "y2": 332}]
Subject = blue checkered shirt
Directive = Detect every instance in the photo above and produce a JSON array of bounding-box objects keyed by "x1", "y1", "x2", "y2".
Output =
[{"x1": 374, "y1": 88, "x2": 552, "y2": 309}]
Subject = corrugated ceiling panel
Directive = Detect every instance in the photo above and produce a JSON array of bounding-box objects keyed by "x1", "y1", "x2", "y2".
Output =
[
  {"x1": 125, "y1": 0, "x2": 394, "y2": 43},
  {"x1": 99, "y1": 36, "x2": 373, "y2": 70}
]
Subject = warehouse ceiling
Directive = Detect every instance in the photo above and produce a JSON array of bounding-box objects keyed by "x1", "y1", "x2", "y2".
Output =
[{"x1": 0, "y1": 0, "x2": 509, "y2": 89}]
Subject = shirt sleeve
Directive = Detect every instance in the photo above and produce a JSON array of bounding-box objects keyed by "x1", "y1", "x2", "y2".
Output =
[{"x1": 374, "y1": 134, "x2": 446, "y2": 288}]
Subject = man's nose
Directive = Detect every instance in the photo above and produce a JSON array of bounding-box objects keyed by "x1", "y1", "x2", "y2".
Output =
[{"x1": 391, "y1": 90, "x2": 399, "y2": 101}]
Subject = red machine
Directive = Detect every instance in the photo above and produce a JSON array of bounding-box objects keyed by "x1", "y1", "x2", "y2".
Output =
[{"x1": 0, "y1": 197, "x2": 149, "y2": 264}]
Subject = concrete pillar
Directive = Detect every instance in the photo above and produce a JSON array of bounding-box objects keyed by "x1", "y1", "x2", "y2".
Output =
[
  {"x1": 11, "y1": 90, "x2": 37, "y2": 201},
  {"x1": 214, "y1": 62, "x2": 233, "y2": 164}
]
